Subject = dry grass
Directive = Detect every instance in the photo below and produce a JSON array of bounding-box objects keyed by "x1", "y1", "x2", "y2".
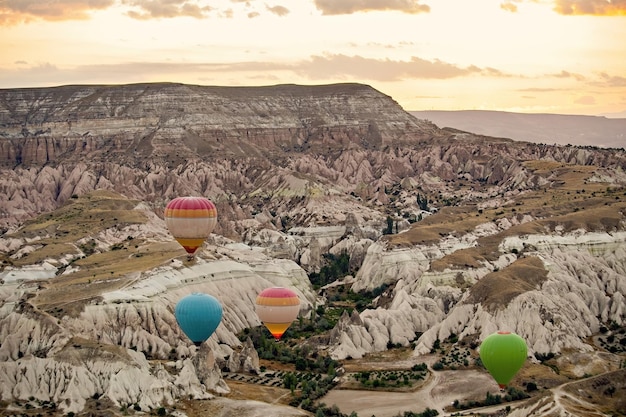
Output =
[
  {"x1": 561, "y1": 369, "x2": 626, "y2": 416},
  {"x1": 175, "y1": 382, "x2": 297, "y2": 417},
  {"x1": 7, "y1": 190, "x2": 147, "y2": 267},
  {"x1": 1, "y1": 189, "x2": 188, "y2": 318},
  {"x1": 341, "y1": 346, "x2": 417, "y2": 373},
  {"x1": 223, "y1": 380, "x2": 293, "y2": 404},
  {"x1": 53, "y1": 336, "x2": 134, "y2": 365},
  {"x1": 517, "y1": 361, "x2": 571, "y2": 390},
  {"x1": 32, "y1": 240, "x2": 184, "y2": 318},
  {"x1": 388, "y1": 205, "x2": 484, "y2": 246},
  {"x1": 465, "y1": 256, "x2": 548, "y2": 311},
  {"x1": 389, "y1": 161, "x2": 625, "y2": 276}
]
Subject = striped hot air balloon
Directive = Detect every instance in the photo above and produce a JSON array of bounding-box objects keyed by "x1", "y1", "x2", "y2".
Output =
[
  {"x1": 175, "y1": 293, "x2": 223, "y2": 346},
  {"x1": 164, "y1": 196, "x2": 217, "y2": 259},
  {"x1": 255, "y1": 287, "x2": 300, "y2": 341}
]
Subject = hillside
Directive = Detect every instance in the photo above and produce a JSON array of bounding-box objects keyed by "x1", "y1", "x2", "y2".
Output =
[
  {"x1": 410, "y1": 110, "x2": 626, "y2": 149},
  {"x1": 1, "y1": 83, "x2": 625, "y2": 417}
]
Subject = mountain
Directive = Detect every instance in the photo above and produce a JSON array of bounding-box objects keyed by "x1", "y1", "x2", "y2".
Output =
[
  {"x1": 1, "y1": 83, "x2": 625, "y2": 417},
  {"x1": 410, "y1": 110, "x2": 626, "y2": 149}
]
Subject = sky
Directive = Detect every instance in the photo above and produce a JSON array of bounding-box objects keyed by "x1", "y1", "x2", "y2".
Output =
[{"x1": 1, "y1": 0, "x2": 625, "y2": 117}]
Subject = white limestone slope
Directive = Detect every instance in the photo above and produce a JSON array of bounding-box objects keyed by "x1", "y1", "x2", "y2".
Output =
[
  {"x1": 2, "y1": 190, "x2": 626, "y2": 412},
  {"x1": 0, "y1": 347, "x2": 214, "y2": 414},
  {"x1": 414, "y1": 233, "x2": 626, "y2": 356},
  {"x1": 0, "y1": 247, "x2": 316, "y2": 413},
  {"x1": 328, "y1": 229, "x2": 626, "y2": 360}
]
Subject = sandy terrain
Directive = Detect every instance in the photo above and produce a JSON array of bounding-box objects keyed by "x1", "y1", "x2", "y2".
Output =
[
  {"x1": 322, "y1": 370, "x2": 498, "y2": 417},
  {"x1": 179, "y1": 397, "x2": 311, "y2": 417},
  {"x1": 323, "y1": 358, "x2": 502, "y2": 417}
]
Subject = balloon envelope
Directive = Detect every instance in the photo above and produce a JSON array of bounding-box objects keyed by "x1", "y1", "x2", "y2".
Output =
[
  {"x1": 164, "y1": 196, "x2": 217, "y2": 257},
  {"x1": 255, "y1": 287, "x2": 300, "y2": 340},
  {"x1": 479, "y1": 331, "x2": 527, "y2": 389},
  {"x1": 175, "y1": 293, "x2": 223, "y2": 345}
]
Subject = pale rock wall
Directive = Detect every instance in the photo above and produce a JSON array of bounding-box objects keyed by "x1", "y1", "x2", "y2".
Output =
[
  {"x1": 0, "y1": 348, "x2": 211, "y2": 414},
  {"x1": 0, "y1": 252, "x2": 315, "y2": 412},
  {"x1": 413, "y1": 235, "x2": 626, "y2": 356},
  {"x1": 324, "y1": 227, "x2": 626, "y2": 360}
]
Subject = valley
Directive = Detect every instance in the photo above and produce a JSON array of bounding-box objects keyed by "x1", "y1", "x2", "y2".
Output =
[{"x1": 1, "y1": 83, "x2": 625, "y2": 417}]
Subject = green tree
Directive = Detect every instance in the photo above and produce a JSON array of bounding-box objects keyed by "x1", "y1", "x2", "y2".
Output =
[
  {"x1": 385, "y1": 216, "x2": 394, "y2": 234},
  {"x1": 283, "y1": 372, "x2": 298, "y2": 394},
  {"x1": 416, "y1": 193, "x2": 429, "y2": 211},
  {"x1": 295, "y1": 357, "x2": 307, "y2": 371}
]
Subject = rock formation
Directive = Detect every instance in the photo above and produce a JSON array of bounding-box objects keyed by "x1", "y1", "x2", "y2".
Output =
[{"x1": 1, "y1": 82, "x2": 625, "y2": 415}]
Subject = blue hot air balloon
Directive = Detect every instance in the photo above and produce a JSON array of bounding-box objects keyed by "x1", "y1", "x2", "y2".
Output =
[{"x1": 175, "y1": 293, "x2": 223, "y2": 346}]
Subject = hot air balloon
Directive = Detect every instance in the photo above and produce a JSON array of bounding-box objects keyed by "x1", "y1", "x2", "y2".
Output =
[
  {"x1": 175, "y1": 293, "x2": 223, "y2": 346},
  {"x1": 255, "y1": 287, "x2": 300, "y2": 341},
  {"x1": 164, "y1": 196, "x2": 217, "y2": 260},
  {"x1": 479, "y1": 331, "x2": 527, "y2": 390}
]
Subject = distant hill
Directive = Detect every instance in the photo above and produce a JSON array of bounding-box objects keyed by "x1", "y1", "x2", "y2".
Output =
[{"x1": 410, "y1": 110, "x2": 626, "y2": 149}]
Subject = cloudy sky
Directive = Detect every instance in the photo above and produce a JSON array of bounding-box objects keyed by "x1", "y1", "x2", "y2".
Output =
[{"x1": 1, "y1": 0, "x2": 625, "y2": 117}]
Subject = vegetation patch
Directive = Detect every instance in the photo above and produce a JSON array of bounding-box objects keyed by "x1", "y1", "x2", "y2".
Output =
[
  {"x1": 429, "y1": 335, "x2": 477, "y2": 371},
  {"x1": 383, "y1": 159, "x2": 625, "y2": 276},
  {"x1": 449, "y1": 387, "x2": 530, "y2": 412},
  {"x1": 346, "y1": 363, "x2": 428, "y2": 391},
  {"x1": 388, "y1": 205, "x2": 484, "y2": 247},
  {"x1": 596, "y1": 323, "x2": 626, "y2": 354}
]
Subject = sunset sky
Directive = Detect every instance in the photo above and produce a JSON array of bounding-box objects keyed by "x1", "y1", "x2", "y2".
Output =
[{"x1": 1, "y1": 0, "x2": 625, "y2": 117}]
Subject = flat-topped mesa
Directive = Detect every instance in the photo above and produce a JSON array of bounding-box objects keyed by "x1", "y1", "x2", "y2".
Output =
[{"x1": 0, "y1": 82, "x2": 439, "y2": 166}]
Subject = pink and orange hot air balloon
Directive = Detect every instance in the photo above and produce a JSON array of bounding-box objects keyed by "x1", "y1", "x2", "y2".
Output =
[
  {"x1": 164, "y1": 196, "x2": 217, "y2": 260},
  {"x1": 255, "y1": 287, "x2": 301, "y2": 341}
]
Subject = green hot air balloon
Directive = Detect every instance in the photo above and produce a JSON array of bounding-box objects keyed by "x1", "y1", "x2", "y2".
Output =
[
  {"x1": 479, "y1": 331, "x2": 527, "y2": 390},
  {"x1": 175, "y1": 293, "x2": 223, "y2": 346}
]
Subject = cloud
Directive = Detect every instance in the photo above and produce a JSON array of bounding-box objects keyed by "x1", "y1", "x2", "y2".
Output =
[
  {"x1": 123, "y1": 0, "x2": 213, "y2": 20},
  {"x1": 15, "y1": 55, "x2": 626, "y2": 92},
  {"x1": 0, "y1": 0, "x2": 221, "y2": 24},
  {"x1": 550, "y1": 70, "x2": 586, "y2": 81},
  {"x1": 8, "y1": 56, "x2": 624, "y2": 93},
  {"x1": 575, "y1": 95, "x2": 596, "y2": 105},
  {"x1": 313, "y1": 0, "x2": 430, "y2": 15},
  {"x1": 294, "y1": 54, "x2": 485, "y2": 81},
  {"x1": 0, "y1": 61, "x2": 274, "y2": 88},
  {"x1": 500, "y1": 2, "x2": 519, "y2": 12},
  {"x1": 596, "y1": 72, "x2": 626, "y2": 87},
  {"x1": 0, "y1": 55, "x2": 500, "y2": 88},
  {"x1": 552, "y1": 0, "x2": 626, "y2": 16},
  {"x1": 0, "y1": 0, "x2": 114, "y2": 25},
  {"x1": 266, "y1": 5, "x2": 289, "y2": 16},
  {"x1": 0, "y1": 62, "x2": 68, "y2": 85},
  {"x1": 500, "y1": 0, "x2": 626, "y2": 16},
  {"x1": 518, "y1": 87, "x2": 563, "y2": 92},
  {"x1": 175, "y1": 54, "x2": 489, "y2": 81},
  {"x1": 0, "y1": 1, "x2": 295, "y2": 24}
]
